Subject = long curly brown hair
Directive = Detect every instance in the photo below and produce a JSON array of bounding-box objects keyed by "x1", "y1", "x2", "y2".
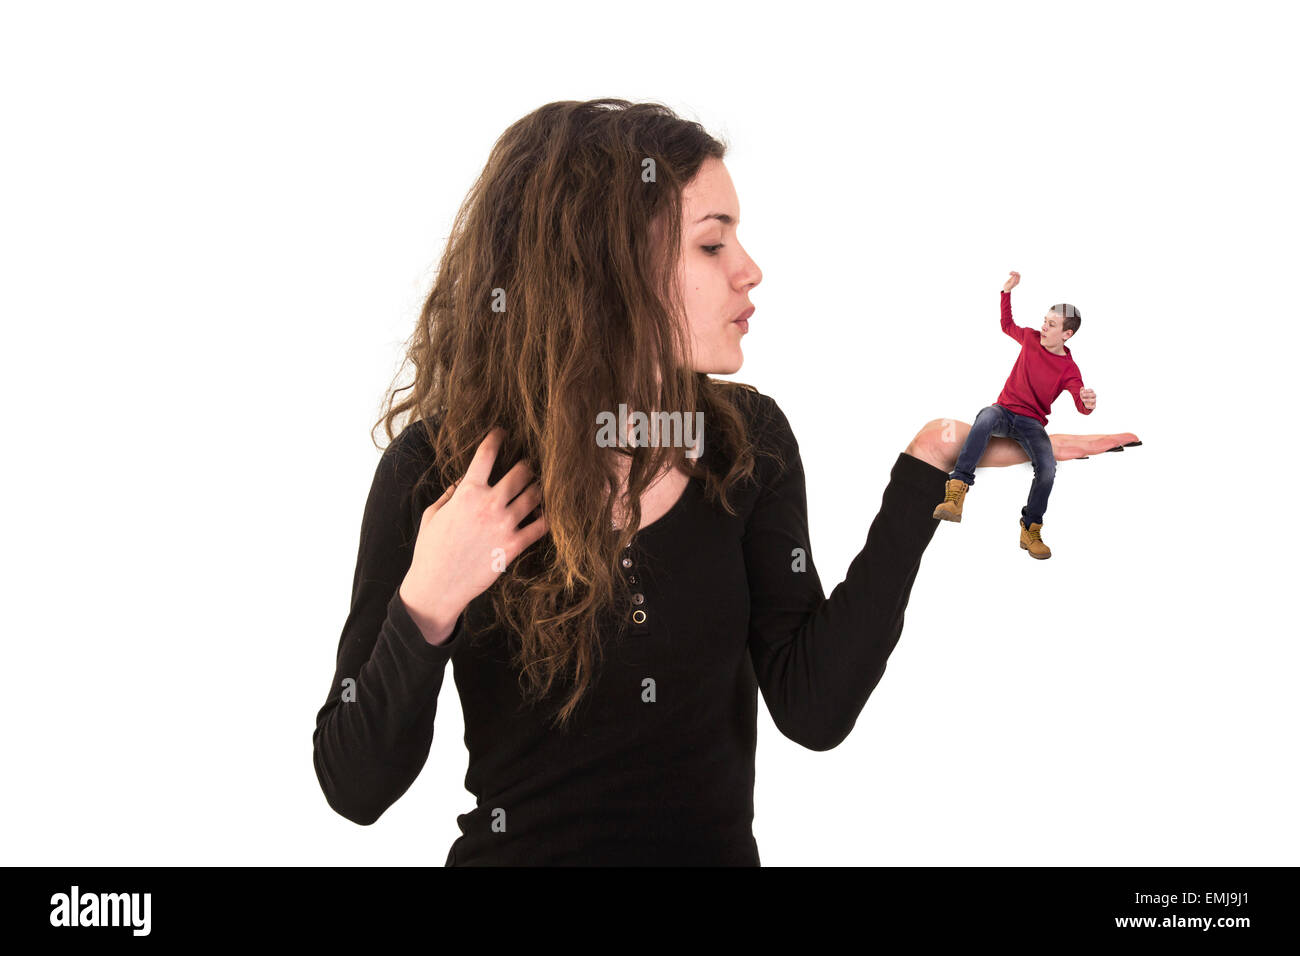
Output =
[{"x1": 372, "y1": 99, "x2": 777, "y2": 729}]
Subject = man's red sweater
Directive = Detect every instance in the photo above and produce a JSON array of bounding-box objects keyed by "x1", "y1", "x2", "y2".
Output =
[{"x1": 993, "y1": 291, "x2": 1092, "y2": 426}]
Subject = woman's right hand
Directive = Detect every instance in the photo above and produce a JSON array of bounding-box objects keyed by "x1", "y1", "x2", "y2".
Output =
[
  {"x1": 398, "y1": 426, "x2": 549, "y2": 644},
  {"x1": 1002, "y1": 270, "x2": 1020, "y2": 293}
]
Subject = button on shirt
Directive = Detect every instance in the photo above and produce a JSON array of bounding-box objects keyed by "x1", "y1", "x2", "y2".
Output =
[{"x1": 311, "y1": 388, "x2": 950, "y2": 865}]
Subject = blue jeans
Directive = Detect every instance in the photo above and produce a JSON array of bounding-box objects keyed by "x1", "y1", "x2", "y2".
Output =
[{"x1": 950, "y1": 404, "x2": 1056, "y2": 527}]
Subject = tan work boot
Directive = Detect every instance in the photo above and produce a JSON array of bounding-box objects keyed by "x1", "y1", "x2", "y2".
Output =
[
  {"x1": 1019, "y1": 520, "x2": 1051, "y2": 559},
  {"x1": 932, "y1": 479, "x2": 969, "y2": 522}
]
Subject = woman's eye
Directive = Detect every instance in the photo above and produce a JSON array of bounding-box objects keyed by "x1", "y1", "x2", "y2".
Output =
[{"x1": 702, "y1": 244, "x2": 724, "y2": 255}]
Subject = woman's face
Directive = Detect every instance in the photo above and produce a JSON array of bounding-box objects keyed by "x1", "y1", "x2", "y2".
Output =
[{"x1": 675, "y1": 158, "x2": 762, "y2": 375}]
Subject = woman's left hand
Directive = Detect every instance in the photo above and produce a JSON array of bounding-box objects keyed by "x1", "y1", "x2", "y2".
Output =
[{"x1": 907, "y1": 417, "x2": 1140, "y2": 471}]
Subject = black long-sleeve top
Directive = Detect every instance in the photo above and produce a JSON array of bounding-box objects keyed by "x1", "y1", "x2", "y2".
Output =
[{"x1": 312, "y1": 389, "x2": 949, "y2": 865}]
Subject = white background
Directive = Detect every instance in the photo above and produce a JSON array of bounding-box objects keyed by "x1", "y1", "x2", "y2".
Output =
[{"x1": 3, "y1": 0, "x2": 1295, "y2": 866}]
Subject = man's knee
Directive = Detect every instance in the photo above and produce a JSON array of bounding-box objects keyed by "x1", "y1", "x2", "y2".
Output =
[{"x1": 974, "y1": 407, "x2": 1001, "y2": 434}]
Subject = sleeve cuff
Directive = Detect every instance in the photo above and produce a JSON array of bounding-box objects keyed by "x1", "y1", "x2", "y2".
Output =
[
  {"x1": 385, "y1": 588, "x2": 464, "y2": 663},
  {"x1": 893, "y1": 451, "x2": 951, "y2": 499}
]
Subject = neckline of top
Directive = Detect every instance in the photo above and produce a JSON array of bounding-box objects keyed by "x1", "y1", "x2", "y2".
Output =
[
  {"x1": 1035, "y1": 333, "x2": 1072, "y2": 359},
  {"x1": 612, "y1": 471, "x2": 697, "y2": 539}
]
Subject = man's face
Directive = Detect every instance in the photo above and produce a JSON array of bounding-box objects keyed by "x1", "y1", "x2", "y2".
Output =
[{"x1": 1040, "y1": 311, "x2": 1073, "y2": 351}]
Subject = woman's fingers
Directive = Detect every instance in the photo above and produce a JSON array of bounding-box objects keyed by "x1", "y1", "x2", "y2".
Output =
[
  {"x1": 1047, "y1": 431, "x2": 1141, "y2": 459},
  {"x1": 464, "y1": 427, "x2": 535, "y2": 504},
  {"x1": 464, "y1": 426, "x2": 506, "y2": 487},
  {"x1": 495, "y1": 458, "x2": 534, "y2": 504},
  {"x1": 505, "y1": 481, "x2": 543, "y2": 526},
  {"x1": 424, "y1": 479, "x2": 460, "y2": 519},
  {"x1": 514, "y1": 504, "x2": 550, "y2": 550}
]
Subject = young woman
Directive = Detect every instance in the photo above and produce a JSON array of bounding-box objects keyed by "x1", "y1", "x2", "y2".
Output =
[{"x1": 311, "y1": 99, "x2": 1140, "y2": 865}]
